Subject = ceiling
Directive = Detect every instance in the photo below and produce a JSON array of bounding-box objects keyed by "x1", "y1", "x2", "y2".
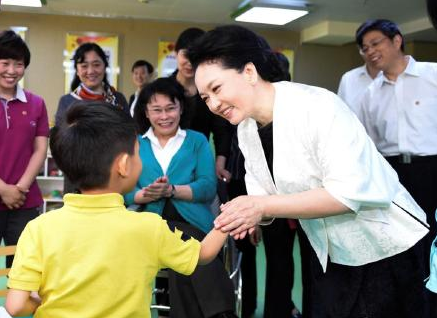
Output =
[{"x1": 1, "y1": 0, "x2": 436, "y2": 45}]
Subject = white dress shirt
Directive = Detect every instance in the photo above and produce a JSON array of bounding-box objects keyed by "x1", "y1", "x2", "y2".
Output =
[
  {"x1": 359, "y1": 56, "x2": 437, "y2": 156},
  {"x1": 130, "y1": 90, "x2": 140, "y2": 117},
  {"x1": 143, "y1": 127, "x2": 186, "y2": 175},
  {"x1": 238, "y1": 81, "x2": 428, "y2": 271},
  {"x1": 337, "y1": 65, "x2": 376, "y2": 116}
]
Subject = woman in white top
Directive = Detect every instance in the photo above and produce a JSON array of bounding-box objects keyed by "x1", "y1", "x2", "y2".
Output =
[{"x1": 187, "y1": 25, "x2": 430, "y2": 318}]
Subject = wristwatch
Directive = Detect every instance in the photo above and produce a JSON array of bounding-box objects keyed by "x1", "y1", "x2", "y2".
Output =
[{"x1": 169, "y1": 184, "x2": 176, "y2": 198}]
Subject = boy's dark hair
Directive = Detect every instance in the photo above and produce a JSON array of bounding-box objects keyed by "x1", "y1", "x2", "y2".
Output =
[
  {"x1": 0, "y1": 30, "x2": 31, "y2": 67},
  {"x1": 131, "y1": 59, "x2": 154, "y2": 74},
  {"x1": 187, "y1": 25, "x2": 284, "y2": 83},
  {"x1": 70, "y1": 42, "x2": 109, "y2": 91},
  {"x1": 175, "y1": 27, "x2": 205, "y2": 52},
  {"x1": 134, "y1": 77, "x2": 186, "y2": 135},
  {"x1": 50, "y1": 102, "x2": 137, "y2": 190},
  {"x1": 356, "y1": 19, "x2": 404, "y2": 52}
]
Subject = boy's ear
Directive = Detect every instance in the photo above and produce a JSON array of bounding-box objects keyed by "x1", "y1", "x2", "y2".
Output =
[{"x1": 116, "y1": 153, "x2": 129, "y2": 178}]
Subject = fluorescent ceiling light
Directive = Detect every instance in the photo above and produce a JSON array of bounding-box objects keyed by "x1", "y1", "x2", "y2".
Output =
[
  {"x1": 1, "y1": 0, "x2": 43, "y2": 7},
  {"x1": 235, "y1": 7, "x2": 308, "y2": 25},
  {"x1": 232, "y1": 0, "x2": 309, "y2": 25}
]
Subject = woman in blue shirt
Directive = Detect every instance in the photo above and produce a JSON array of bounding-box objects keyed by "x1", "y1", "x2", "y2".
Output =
[{"x1": 124, "y1": 77, "x2": 236, "y2": 318}]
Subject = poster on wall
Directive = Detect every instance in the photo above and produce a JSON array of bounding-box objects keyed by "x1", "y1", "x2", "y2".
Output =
[
  {"x1": 276, "y1": 48, "x2": 295, "y2": 80},
  {"x1": 64, "y1": 33, "x2": 119, "y2": 93},
  {"x1": 11, "y1": 26, "x2": 28, "y2": 88},
  {"x1": 157, "y1": 41, "x2": 177, "y2": 77}
]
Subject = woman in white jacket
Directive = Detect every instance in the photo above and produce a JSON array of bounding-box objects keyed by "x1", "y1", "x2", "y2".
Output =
[{"x1": 188, "y1": 25, "x2": 430, "y2": 318}]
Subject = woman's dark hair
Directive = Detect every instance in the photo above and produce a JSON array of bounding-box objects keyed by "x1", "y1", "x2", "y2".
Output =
[
  {"x1": 0, "y1": 30, "x2": 31, "y2": 67},
  {"x1": 427, "y1": 0, "x2": 437, "y2": 30},
  {"x1": 274, "y1": 51, "x2": 291, "y2": 81},
  {"x1": 70, "y1": 42, "x2": 109, "y2": 91},
  {"x1": 356, "y1": 19, "x2": 404, "y2": 52},
  {"x1": 133, "y1": 77, "x2": 186, "y2": 134},
  {"x1": 50, "y1": 101, "x2": 137, "y2": 190},
  {"x1": 175, "y1": 27, "x2": 205, "y2": 52},
  {"x1": 131, "y1": 59, "x2": 154, "y2": 74},
  {"x1": 186, "y1": 25, "x2": 284, "y2": 82}
]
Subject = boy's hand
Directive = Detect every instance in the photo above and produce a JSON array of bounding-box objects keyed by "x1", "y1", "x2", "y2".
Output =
[{"x1": 0, "y1": 184, "x2": 26, "y2": 209}]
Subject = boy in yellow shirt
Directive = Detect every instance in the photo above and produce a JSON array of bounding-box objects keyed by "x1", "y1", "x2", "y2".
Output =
[{"x1": 5, "y1": 102, "x2": 229, "y2": 318}]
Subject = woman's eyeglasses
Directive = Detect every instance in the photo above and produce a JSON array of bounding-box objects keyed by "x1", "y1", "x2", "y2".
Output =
[{"x1": 147, "y1": 105, "x2": 179, "y2": 116}]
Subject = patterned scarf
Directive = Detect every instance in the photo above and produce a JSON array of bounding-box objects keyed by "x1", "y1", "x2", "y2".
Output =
[{"x1": 72, "y1": 83, "x2": 120, "y2": 108}]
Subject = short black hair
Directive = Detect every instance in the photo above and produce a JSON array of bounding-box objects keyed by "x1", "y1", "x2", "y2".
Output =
[
  {"x1": 50, "y1": 102, "x2": 137, "y2": 191},
  {"x1": 133, "y1": 77, "x2": 186, "y2": 135},
  {"x1": 70, "y1": 42, "x2": 109, "y2": 91},
  {"x1": 356, "y1": 19, "x2": 404, "y2": 52},
  {"x1": 175, "y1": 27, "x2": 205, "y2": 52},
  {"x1": 131, "y1": 59, "x2": 154, "y2": 74},
  {"x1": 0, "y1": 30, "x2": 31, "y2": 67},
  {"x1": 187, "y1": 25, "x2": 284, "y2": 82}
]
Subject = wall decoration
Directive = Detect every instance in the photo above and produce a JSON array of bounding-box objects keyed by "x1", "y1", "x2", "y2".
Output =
[{"x1": 157, "y1": 41, "x2": 177, "y2": 77}]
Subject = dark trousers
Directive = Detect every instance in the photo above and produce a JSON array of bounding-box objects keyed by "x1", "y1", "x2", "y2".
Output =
[
  {"x1": 167, "y1": 221, "x2": 236, "y2": 318},
  {"x1": 384, "y1": 157, "x2": 437, "y2": 318},
  {"x1": 262, "y1": 218, "x2": 303, "y2": 318},
  {"x1": 306, "y1": 240, "x2": 429, "y2": 318},
  {"x1": 0, "y1": 207, "x2": 40, "y2": 267},
  {"x1": 385, "y1": 157, "x2": 437, "y2": 250},
  {"x1": 227, "y1": 179, "x2": 257, "y2": 318}
]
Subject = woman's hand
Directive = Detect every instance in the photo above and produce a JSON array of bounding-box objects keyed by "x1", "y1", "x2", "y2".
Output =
[
  {"x1": 142, "y1": 176, "x2": 172, "y2": 200},
  {"x1": 0, "y1": 184, "x2": 26, "y2": 209},
  {"x1": 215, "y1": 155, "x2": 231, "y2": 182},
  {"x1": 214, "y1": 195, "x2": 266, "y2": 238},
  {"x1": 249, "y1": 225, "x2": 262, "y2": 246}
]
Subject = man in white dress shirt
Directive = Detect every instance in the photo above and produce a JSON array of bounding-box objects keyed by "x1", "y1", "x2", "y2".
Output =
[
  {"x1": 356, "y1": 19, "x2": 437, "y2": 316},
  {"x1": 337, "y1": 51, "x2": 380, "y2": 115}
]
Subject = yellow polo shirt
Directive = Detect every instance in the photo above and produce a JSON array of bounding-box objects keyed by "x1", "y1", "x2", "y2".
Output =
[{"x1": 8, "y1": 193, "x2": 200, "y2": 318}]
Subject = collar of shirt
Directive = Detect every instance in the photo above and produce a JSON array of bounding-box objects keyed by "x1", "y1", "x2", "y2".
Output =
[
  {"x1": 0, "y1": 84, "x2": 27, "y2": 103},
  {"x1": 63, "y1": 193, "x2": 125, "y2": 212},
  {"x1": 143, "y1": 127, "x2": 186, "y2": 175},
  {"x1": 379, "y1": 55, "x2": 418, "y2": 87},
  {"x1": 143, "y1": 126, "x2": 186, "y2": 148},
  {"x1": 357, "y1": 64, "x2": 371, "y2": 78}
]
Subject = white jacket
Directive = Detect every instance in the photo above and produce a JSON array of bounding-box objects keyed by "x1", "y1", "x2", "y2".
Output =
[{"x1": 238, "y1": 81, "x2": 428, "y2": 271}]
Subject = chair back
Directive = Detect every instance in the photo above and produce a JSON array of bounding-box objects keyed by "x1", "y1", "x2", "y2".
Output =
[{"x1": 0, "y1": 246, "x2": 16, "y2": 297}]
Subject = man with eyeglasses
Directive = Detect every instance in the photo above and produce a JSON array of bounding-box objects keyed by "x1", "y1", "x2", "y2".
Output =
[
  {"x1": 337, "y1": 44, "x2": 380, "y2": 115},
  {"x1": 356, "y1": 18, "x2": 437, "y2": 317}
]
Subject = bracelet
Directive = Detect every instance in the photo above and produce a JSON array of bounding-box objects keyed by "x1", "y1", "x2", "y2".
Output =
[
  {"x1": 258, "y1": 217, "x2": 275, "y2": 226},
  {"x1": 169, "y1": 184, "x2": 176, "y2": 198}
]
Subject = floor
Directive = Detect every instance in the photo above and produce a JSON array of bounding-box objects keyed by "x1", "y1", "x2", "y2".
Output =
[{"x1": 0, "y1": 238, "x2": 303, "y2": 318}]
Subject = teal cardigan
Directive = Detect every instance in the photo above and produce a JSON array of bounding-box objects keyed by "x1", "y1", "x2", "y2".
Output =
[{"x1": 124, "y1": 129, "x2": 217, "y2": 233}]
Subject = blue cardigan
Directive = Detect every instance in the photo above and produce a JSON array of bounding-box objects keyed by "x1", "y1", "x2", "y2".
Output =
[{"x1": 124, "y1": 129, "x2": 217, "y2": 233}]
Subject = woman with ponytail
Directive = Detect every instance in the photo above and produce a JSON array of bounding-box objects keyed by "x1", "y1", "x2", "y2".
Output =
[{"x1": 188, "y1": 25, "x2": 430, "y2": 318}]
